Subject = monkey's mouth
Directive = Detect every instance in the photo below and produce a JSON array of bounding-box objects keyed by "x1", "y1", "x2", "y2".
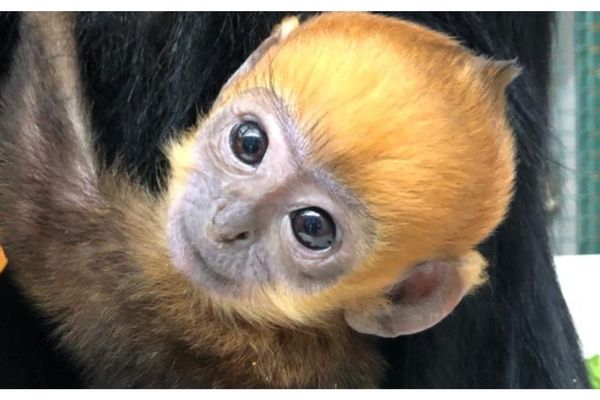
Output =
[
  {"x1": 168, "y1": 210, "x2": 253, "y2": 299},
  {"x1": 187, "y1": 235, "x2": 238, "y2": 289},
  {"x1": 167, "y1": 209, "x2": 232, "y2": 287},
  {"x1": 184, "y1": 223, "x2": 238, "y2": 285}
]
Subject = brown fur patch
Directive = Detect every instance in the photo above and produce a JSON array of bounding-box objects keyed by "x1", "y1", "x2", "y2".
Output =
[
  {"x1": 0, "y1": 12, "x2": 516, "y2": 387},
  {"x1": 0, "y1": 12, "x2": 384, "y2": 387}
]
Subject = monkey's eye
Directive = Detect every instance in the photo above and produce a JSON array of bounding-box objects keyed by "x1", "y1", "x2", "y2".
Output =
[
  {"x1": 230, "y1": 121, "x2": 268, "y2": 165},
  {"x1": 290, "y1": 207, "x2": 336, "y2": 250}
]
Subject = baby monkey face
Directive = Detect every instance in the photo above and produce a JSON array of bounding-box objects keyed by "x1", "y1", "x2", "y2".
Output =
[
  {"x1": 165, "y1": 12, "x2": 516, "y2": 336},
  {"x1": 167, "y1": 89, "x2": 372, "y2": 301}
]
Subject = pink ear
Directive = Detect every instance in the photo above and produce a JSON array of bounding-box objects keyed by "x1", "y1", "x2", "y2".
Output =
[{"x1": 344, "y1": 251, "x2": 486, "y2": 337}]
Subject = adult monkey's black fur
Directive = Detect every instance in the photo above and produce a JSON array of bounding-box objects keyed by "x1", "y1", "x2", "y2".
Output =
[{"x1": 0, "y1": 12, "x2": 589, "y2": 388}]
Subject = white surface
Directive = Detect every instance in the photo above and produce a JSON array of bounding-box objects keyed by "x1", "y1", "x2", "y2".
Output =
[{"x1": 555, "y1": 254, "x2": 600, "y2": 358}]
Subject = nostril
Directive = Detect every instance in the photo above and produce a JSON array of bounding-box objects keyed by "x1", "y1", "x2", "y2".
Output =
[
  {"x1": 234, "y1": 231, "x2": 249, "y2": 241},
  {"x1": 215, "y1": 230, "x2": 250, "y2": 243}
]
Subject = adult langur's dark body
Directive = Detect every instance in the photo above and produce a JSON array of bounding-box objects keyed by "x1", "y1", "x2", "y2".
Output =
[{"x1": 0, "y1": 12, "x2": 589, "y2": 388}]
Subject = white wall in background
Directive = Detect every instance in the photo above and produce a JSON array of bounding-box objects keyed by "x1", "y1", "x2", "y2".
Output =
[{"x1": 555, "y1": 255, "x2": 600, "y2": 358}]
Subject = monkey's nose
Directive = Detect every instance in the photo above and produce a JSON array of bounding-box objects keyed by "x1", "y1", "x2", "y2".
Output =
[{"x1": 210, "y1": 200, "x2": 257, "y2": 245}]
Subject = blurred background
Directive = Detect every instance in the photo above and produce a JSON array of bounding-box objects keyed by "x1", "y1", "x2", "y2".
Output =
[
  {"x1": 549, "y1": 11, "x2": 599, "y2": 388},
  {"x1": 551, "y1": 12, "x2": 599, "y2": 255}
]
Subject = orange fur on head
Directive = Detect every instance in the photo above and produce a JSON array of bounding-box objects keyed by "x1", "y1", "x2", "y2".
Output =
[{"x1": 191, "y1": 12, "x2": 516, "y2": 322}]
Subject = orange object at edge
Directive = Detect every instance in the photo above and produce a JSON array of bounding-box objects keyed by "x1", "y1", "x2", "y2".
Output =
[
  {"x1": 0, "y1": 229, "x2": 6, "y2": 273},
  {"x1": 0, "y1": 244, "x2": 6, "y2": 273}
]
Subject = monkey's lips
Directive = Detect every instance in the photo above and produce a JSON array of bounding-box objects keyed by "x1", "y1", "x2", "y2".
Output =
[{"x1": 167, "y1": 207, "x2": 263, "y2": 300}]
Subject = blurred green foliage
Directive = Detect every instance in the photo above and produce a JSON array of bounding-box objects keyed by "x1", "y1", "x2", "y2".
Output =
[{"x1": 587, "y1": 354, "x2": 600, "y2": 388}]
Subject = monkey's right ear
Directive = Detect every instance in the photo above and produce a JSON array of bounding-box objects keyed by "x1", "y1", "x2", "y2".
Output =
[
  {"x1": 344, "y1": 250, "x2": 487, "y2": 338},
  {"x1": 221, "y1": 16, "x2": 300, "y2": 90}
]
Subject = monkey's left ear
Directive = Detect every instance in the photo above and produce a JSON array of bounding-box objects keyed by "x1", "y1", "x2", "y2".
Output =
[
  {"x1": 344, "y1": 250, "x2": 486, "y2": 337},
  {"x1": 221, "y1": 16, "x2": 300, "y2": 90},
  {"x1": 477, "y1": 57, "x2": 522, "y2": 94}
]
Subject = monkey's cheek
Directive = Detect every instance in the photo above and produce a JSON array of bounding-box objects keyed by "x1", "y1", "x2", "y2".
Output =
[
  {"x1": 166, "y1": 218, "x2": 219, "y2": 294},
  {"x1": 166, "y1": 210, "x2": 201, "y2": 278}
]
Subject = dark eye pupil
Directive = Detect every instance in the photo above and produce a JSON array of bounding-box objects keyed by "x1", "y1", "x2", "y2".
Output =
[
  {"x1": 290, "y1": 207, "x2": 336, "y2": 250},
  {"x1": 230, "y1": 121, "x2": 268, "y2": 165}
]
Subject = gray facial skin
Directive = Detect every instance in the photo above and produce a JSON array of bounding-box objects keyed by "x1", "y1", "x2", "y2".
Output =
[{"x1": 167, "y1": 89, "x2": 371, "y2": 300}]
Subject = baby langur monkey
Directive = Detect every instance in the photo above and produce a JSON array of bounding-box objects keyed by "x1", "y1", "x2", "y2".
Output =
[{"x1": 0, "y1": 12, "x2": 517, "y2": 387}]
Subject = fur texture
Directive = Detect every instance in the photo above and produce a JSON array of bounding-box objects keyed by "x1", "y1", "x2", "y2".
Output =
[
  {"x1": 0, "y1": 11, "x2": 510, "y2": 387},
  {"x1": 0, "y1": 12, "x2": 590, "y2": 388},
  {"x1": 0, "y1": 13, "x2": 386, "y2": 388},
  {"x1": 192, "y1": 12, "x2": 516, "y2": 325}
]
